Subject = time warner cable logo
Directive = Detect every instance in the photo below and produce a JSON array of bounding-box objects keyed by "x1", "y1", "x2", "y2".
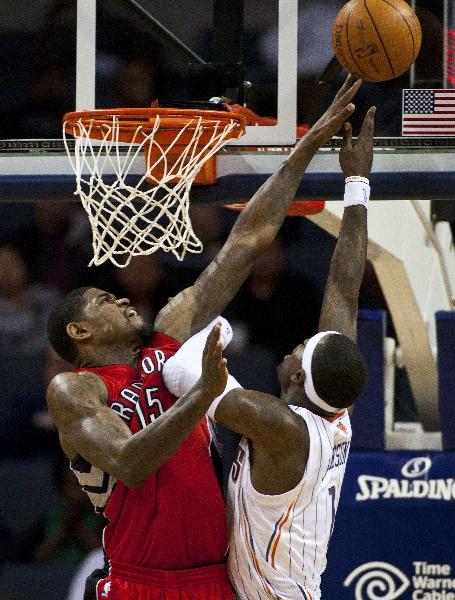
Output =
[
  {"x1": 355, "y1": 456, "x2": 455, "y2": 501},
  {"x1": 344, "y1": 561, "x2": 455, "y2": 600},
  {"x1": 344, "y1": 562, "x2": 410, "y2": 600}
]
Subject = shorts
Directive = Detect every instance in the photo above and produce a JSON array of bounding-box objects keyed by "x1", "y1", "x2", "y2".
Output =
[{"x1": 96, "y1": 560, "x2": 235, "y2": 600}]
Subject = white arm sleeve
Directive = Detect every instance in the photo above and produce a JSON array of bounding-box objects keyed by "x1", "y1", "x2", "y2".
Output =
[{"x1": 163, "y1": 316, "x2": 243, "y2": 420}]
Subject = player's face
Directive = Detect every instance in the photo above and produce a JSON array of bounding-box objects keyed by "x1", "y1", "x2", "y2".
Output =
[
  {"x1": 277, "y1": 341, "x2": 308, "y2": 391},
  {"x1": 82, "y1": 288, "x2": 151, "y2": 342}
]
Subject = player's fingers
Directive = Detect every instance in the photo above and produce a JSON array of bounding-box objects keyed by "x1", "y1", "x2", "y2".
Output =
[
  {"x1": 334, "y1": 103, "x2": 355, "y2": 126},
  {"x1": 208, "y1": 324, "x2": 220, "y2": 347},
  {"x1": 211, "y1": 336, "x2": 225, "y2": 371},
  {"x1": 213, "y1": 339, "x2": 223, "y2": 359},
  {"x1": 333, "y1": 74, "x2": 354, "y2": 101},
  {"x1": 358, "y1": 106, "x2": 376, "y2": 140},
  {"x1": 344, "y1": 103, "x2": 356, "y2": 117},
  {"x1": 337, "y1": 78, "x2": 362, "y2": 107},
  {"x1": 335, "y1": 74, "x2": 360, "y2": 100},
  {"x1": 342, "y1": 121, "x2": 353, "y2": 148},
  {"x1": 330, "y1": 103, "x2": 355, "y2": 136},
  {"x1": 203, "y1": 324, "x2": 220, "y2": 360},
  {"x1": 212, "y1": 326, "x2": 222, "y2": 354}
]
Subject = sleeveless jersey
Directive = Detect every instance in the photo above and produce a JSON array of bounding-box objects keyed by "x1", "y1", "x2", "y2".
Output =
[
  {"x1": 227, "y1": 406, "x2": 351, "y2": 599},
  {"x1": 72, "y1": 332, "x2": 229, "y2": 570}
]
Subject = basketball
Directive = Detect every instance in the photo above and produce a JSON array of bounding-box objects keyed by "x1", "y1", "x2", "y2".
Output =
[{"x1": 332, "y1": 0, "x2": 422, "y2": 82}]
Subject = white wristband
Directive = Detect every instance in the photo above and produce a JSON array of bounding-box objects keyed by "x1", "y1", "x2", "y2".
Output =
[{"x1": 344, "y1": 176, "x2": 370, "y2": 209}]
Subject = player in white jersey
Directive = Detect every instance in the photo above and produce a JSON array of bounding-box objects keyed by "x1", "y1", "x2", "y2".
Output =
[{"x1": 163, "y1": 103, "x2": 375, "y2": 599}]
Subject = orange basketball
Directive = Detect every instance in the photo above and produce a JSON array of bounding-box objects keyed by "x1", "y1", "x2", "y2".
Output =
[{"x1": 332, "y1": 0, "x2": 422, "y2": 82}]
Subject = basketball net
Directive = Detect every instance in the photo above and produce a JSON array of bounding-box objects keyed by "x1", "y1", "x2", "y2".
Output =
[{"x1": 63, "y1": 113, "x2": 243, "y2": 268}]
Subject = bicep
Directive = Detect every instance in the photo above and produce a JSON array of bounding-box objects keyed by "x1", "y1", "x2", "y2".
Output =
[{"x1": 47, "y1": 373, "x2": 133, "y2": 479}]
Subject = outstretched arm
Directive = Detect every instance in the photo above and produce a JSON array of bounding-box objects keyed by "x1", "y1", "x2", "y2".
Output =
[
  {"x1": 318, "y1": 106, "x2": 376, "y2": 342},
  {"x1": 47, "y1": 325, "x2": 227, "y2": 488},
  {"x1": 155, "y1": 76, "x2": 363, "y2": 343}
]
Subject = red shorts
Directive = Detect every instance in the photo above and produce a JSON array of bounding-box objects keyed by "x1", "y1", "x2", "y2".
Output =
[{"x1": 96, "y1": 561, "x2": 235, "y2": 600}]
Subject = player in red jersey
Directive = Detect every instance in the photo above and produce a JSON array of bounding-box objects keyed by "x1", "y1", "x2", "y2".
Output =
[{"x1": 46, "y1": 76, "x2": 362, "y2": 600}]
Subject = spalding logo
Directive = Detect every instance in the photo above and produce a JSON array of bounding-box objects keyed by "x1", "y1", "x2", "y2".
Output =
[
  {"x1": 344, "y1": 562, "x2": 410, "y2": 600},
  {"x1": 401, "y1": 457, "x2": 432, "y2": 479}
]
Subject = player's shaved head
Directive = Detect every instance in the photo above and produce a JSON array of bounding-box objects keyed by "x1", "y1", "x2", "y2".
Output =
[{"x1": 47, "y1": 287, "x2": 92, "y2": 364}]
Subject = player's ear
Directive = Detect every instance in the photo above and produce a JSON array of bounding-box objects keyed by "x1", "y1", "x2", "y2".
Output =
[
  {"x1": 290, "y1": 368, "x2": 305, "y2": 386},
  {"x1": 66, "y1": 321, "x2": 91, "y2": 341}
]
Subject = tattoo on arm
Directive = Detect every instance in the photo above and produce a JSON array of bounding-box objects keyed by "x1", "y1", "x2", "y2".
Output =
[
  {"x1": 155, "y1": 77, "x2": 364, "y2": 342},
  {"x1": 154, "y1": 153, "x2": 318, "y2": 342},
  {"x1": 47, "y1": 371, "x2": 218, "y2": 488}
]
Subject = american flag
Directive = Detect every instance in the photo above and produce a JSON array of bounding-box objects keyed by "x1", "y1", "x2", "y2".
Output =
[{"x1": 402, "y1": 89, "x2": 455, "y2": 136}]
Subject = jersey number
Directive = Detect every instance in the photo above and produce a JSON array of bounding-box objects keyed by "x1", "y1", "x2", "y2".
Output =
[
  {"x1": 145, "y1": 388, "x2": 164, "y2": 422},
  {"x1": 328, "y1": 485, "x2": 336, "y2": 540}
]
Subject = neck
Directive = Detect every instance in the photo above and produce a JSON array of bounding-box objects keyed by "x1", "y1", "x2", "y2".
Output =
[
  {"x1": 281, "y1": 387, "x2": 337, "y2": 417},
  {"x1": 79, "y1": 340, "x2": 142, "y2": 368}
]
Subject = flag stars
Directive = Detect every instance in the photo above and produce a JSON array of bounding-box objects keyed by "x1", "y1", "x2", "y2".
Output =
[{"x1": 404, "y1": 90, "x2": 434, "y2": 114}]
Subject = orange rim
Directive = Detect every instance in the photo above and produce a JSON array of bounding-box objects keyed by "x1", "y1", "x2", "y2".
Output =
[
  {"x1": 224, "y1": 199, "x2": 325, "y2": 217},
  {"x1": 63, "y1": 108, "x2": 246, "y2": 144}
]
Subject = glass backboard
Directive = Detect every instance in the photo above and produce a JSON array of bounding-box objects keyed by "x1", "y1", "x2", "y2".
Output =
[{"x1": 1, "y1": 0, "x2": 454, "y2": 202}]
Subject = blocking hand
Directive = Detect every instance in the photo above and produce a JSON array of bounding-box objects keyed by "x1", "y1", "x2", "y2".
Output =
[
  {"x1": 304, "y1": 75, "x2": 363, "y2": 150},
  {"x1": 199, "y1": 324, "x2": 228, "y2": 400},
  {"x1": 339, "y1": 106, "x2": 376, "y2": 178}
]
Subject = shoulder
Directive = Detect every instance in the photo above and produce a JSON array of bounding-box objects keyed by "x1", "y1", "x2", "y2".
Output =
[
  {"x1": 246, "y1": 391, "x2": 310, "y2": 453},
  {"x1": 47, "y1": 371, "x2": 108, "y2": 424},
  {"x1": 247, "y1": 404, "x2": 311, "y2": 495},
  {"x1": 143, "y1": 331, "x2": 181, "y2": 354},
  {"x1": 47, "y1": 370, "x2": 107, "y2": 398},
  {"x1": 279, "y1": 405, "x2": 310, "y2": 454}
]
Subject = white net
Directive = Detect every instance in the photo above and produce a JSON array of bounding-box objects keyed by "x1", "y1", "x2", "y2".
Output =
[{"x1": 63, "y1": 113, "x2": 241, "y2": 268}]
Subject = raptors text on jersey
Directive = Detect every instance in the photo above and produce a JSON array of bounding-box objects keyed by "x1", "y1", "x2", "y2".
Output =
[{"x1": 74, "y1": 332, "x2": 229, "y2": 570}]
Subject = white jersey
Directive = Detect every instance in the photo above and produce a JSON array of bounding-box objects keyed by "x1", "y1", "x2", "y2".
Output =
[{"x1": 227, "y1": 405, "x2": 351, "y2": 600}]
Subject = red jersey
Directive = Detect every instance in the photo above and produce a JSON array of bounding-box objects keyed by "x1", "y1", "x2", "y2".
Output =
[{"x1": 73, "y1": 332, "x2": 228, "y2": 570}]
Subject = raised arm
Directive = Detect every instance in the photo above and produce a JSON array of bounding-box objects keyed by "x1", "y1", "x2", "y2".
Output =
[
  {"x1": 47, "y1": 325, "x2": 227, "y2": 488},
  {"x1": 155, "y1": 77, "x2": 363, "y2": 343},
  {"x1": 318, "y1": 106, "x2": 375, "y2": 342}
]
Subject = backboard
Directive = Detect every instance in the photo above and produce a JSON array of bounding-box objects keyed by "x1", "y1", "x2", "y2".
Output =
[{"x1": 1, "y1": 0, "x2": 455, "y2": 202}]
